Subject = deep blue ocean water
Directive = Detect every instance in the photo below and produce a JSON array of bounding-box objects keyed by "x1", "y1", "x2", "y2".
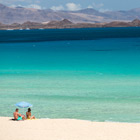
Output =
[{"x1": 0, "y1": 27, "x2": 140, "y2": 122}]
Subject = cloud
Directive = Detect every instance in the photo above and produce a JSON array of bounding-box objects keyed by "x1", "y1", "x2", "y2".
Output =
[
  {"x1": 26, "y1": 4, "x2": 41, "y2": 9},
  {"x1": 93, "y1": 2, "x2": 104, "y2": 9},
  {"x1": 10, "y1": 4, "x2": 42, "y2": 9},
  {"x1": 0, "y1": 0, "x2": 33, "y2": 5},
  {"x1": 51, "y1": 3, "x2": 81, "y2": 11},
  {"x1": 87, "y1": 5, "x2": 93, "y2": 9},
  {"x1": 99, "y1": 8, "x2": 110, "y2": 12},
  {"x1": 66, "y1": 3, "x2": 81, "y2": 11},
  {"x1": 51, "y1": 5, "x2": 64, "y2": 11},
  {"x1": 87, "y1": 2, "x2": 110, "y2": 12},
  {"x1": 88, "y1": 2, "x2": 104, "y2": 9},
  {"x1": 10, "y1": 4, "x2": 17, "y2": 8}
]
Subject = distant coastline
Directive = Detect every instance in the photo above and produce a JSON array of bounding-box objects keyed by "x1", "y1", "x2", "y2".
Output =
[{"x1": 0, "y1": 19, "x2": 140, "y2": 30}]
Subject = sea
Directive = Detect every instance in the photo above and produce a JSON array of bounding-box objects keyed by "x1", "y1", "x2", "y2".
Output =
[{"x1": 0, "y1": 27, "x2": 140, "y2": 122}]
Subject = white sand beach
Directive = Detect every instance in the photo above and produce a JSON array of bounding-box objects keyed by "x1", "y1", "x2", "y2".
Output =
[{"x1": 0, "y1": 117, "x2": 140, "y2": 140}]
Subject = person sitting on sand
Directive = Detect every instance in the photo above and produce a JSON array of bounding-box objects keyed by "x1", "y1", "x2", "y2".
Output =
[
  {"x1": 13, "y1": 108, "x2": 25, "y2": 121},
  {"x1": 26, "y1": 108, "x2": 35, "y2": 119}
]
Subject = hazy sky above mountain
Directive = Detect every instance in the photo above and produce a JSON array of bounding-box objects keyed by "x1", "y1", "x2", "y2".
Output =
[{"x1": 1, "y1": 0, "x2": 140, "y2": 11}]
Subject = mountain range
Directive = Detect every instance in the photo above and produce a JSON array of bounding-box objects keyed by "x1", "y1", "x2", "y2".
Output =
[{"x1": 0, "y1": 3, "x2": 140, "y2": 24}]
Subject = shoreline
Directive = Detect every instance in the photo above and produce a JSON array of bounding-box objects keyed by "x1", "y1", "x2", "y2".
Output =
[
  {"x1": 1, "y1": 116, "x2": 140, "y2": 124},
  {"x1": 2, "y1": 26, "x2": 140, "y2": 31},
  {"x1": 1, "y1": 116, "x2": 140, "y2": 123},
  {"x1": 1, "y1": 117, "x2": 140, "y2": 140},
  {"x1": 0, "y1": 19, "x2": 140, "y2": 30}
]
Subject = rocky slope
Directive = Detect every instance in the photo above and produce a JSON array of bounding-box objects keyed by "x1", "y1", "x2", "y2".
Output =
[{"x1": 0, "y1": 19, "x2": 140, "y2": 30}]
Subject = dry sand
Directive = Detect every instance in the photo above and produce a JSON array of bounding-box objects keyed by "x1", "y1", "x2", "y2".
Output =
[{"x1": 0, "y1": 117, "x2": 140, "y2": 140}]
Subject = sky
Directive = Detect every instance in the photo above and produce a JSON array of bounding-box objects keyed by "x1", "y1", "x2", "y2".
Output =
[{"x1": 1, "y1": 0, "x2": 140, "y2": 11}]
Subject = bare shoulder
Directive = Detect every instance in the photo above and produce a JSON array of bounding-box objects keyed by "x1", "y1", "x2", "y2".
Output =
[
  {"x1": 13, "y1": 112, "x2": 18, "y2": 119},
  {"x1": 13, "y1": 112, "x2": 16, "y2": 115}
]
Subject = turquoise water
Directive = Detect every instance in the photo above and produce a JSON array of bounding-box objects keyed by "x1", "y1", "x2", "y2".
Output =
[{"x1": 0, "y1": 28, "x2": 140, "y2": 122}]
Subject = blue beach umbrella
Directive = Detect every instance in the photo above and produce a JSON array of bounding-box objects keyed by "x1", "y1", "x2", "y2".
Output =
[
  {"x1": 15, "y1": 101, "x2": 32, "y2": 108},
  {"x1": 15, "y1": 101, "x2": 33, "y2": 115}
]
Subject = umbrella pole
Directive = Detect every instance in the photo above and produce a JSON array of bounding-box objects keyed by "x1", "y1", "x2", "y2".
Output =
[
  {"x1": 22, "y1": 108, "x2": 25, "y2": 116},
  {"x1": 23, "y1": 108, "x2": 25, "y2": 117}
]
